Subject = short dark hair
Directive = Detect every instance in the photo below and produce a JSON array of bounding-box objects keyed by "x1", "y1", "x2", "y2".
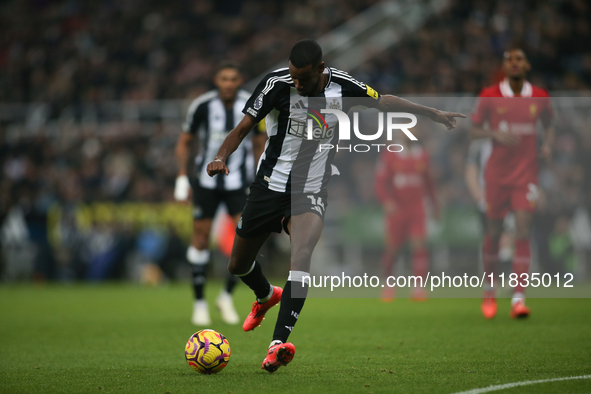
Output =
[
  {"x1": 289, "y1": 39, "x2": 322, "y2": 68},
  {"x1": 216, "y1": 61, "x2": 241, "y2": 74},
  {"x1": 503, "y1": 47, "x2": 527, "y2": 60}
]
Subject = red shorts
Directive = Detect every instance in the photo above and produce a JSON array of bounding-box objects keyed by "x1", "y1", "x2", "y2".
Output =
[
  {"x1": 485, "y1": 182, "x2": 538, "y2": 219},
  {"x1": 385, "y1": 207, "x2": 426, "y2": 248}
]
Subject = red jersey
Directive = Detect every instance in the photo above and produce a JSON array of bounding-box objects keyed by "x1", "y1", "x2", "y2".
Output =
[
  {"x1": 471, "y1": 78, "x2": 553, "y2": 186},
  {"x1": 375, "y1": 145, "x2": 437, "y2": 212}
]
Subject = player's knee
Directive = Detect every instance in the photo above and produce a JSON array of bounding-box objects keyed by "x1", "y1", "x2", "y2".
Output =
[
  {"x1": 514, "y1": 219, "x2": 530, "y2": 239},
  {"x1": 227, "y1": 258, "x2": 239, "y2": 275},
  {"x1": 227, "y1": 255, "x2": 249, "y2": 276}
]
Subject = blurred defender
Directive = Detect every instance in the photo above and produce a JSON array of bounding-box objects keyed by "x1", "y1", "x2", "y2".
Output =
[
  {"x1": 465, "y1": 139, "x2": 516, "y2": 291},
  {"x1": 175, "y1": 63, "x2": 265, "y2": 325},
  {"x1": 470, "y1": 49, "x2": 554, "y2": 319},
  {"x1": 375, "y1": 136, "x2": 439, "y2": 301}
]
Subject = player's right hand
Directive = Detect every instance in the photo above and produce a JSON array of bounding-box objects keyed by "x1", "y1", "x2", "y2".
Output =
[
  {"x1": 174, "y1": 175, "x2": 192, "y2": 202},
  {"x1": 492, "y1": 131, "x2": 520, "y2": 146},
  {"x1": 207, "y1": 159, "x2": 229, "y2": 177},
  {"x1": 429, "y1": 110, "x2": 467, "y2": 130}
]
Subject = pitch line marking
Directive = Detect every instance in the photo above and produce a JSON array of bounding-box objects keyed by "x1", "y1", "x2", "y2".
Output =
[{"x1": 451, "y1": 375, "x2": 591, "y2": 394}]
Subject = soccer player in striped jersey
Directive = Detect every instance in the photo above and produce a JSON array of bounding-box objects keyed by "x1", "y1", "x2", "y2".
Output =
[
  {"x1": 174, "y1": 63, "x2": 266, "y2": 326},
  {"x1": 207, "y1": 39, "x2": 465, "y2": 372}
]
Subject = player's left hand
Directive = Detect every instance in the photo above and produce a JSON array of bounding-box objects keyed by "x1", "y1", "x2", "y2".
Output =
[
  {"x1": 429, "y1": 110, "x2": 467, "y2": 130},
  {"x1": 207, "y1": 159, "x2": 229, "y2": 177},
  {"x1": 539, "y1": 144, "x2": 552, "y2": 161}
]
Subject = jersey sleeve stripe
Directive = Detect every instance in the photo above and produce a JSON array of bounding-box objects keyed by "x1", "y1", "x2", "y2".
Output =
[
  {"x1": 331, "y1": 73, "x2": 366, "y2": 90},
  {"x1": 330, "y1": 69, "x2": 366, "y2": 89},
  {"x1": 261, "y1": 71, "x2": 291, "y2": 94},
  {"x1": 261, "y1": 75, "x2": 293, "y2": 95}
]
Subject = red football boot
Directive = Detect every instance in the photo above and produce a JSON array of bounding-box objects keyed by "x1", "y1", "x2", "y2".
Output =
[
  {"x1": 481, "y1": 296, "x2": 497, "y2": 319},
  {"x1": 242, "y1": 286, "x2": 282, "y2": 331},
  {"x1": 510, "y1": 299, "x2": 530, "y2": 319},
  {"x1": 262, "y1": 342, "x2": 296, "y2": 373}
]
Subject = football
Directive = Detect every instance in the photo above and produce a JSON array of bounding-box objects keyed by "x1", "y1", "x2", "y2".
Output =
[{"x1": 185, "y1": 329, "x2": 231, "y2": 374}]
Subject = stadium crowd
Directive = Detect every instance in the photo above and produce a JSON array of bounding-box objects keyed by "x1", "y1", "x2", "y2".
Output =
[
  {"x1": 1, "y1": 0, "x2": 589, "y2": 108},
  {"x1": 1, "y1": 0, "x2": 590, "y2": 281},
  {"x1": 357, "y1": 0, "x2": 591, "y2": 94},
  {"x1": 0, "y1": 0, "x2": 378, "y2": 109}
]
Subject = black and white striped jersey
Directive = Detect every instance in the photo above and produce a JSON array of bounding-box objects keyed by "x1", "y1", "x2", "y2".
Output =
[
  {"x1": 183, "y1": 89, "x2": 255, "y2": 190},
  {"x1": 243, "y1": 67, "x2": 380, "y2": 194}
]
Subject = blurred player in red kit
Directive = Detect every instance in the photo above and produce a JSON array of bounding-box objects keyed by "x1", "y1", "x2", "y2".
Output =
[
  {"x1": 375, "y1": 136, "x2": 440, "y2": 301},
  {"x1": 470, "y1": 49, "x2": 554, "y2": 319}
]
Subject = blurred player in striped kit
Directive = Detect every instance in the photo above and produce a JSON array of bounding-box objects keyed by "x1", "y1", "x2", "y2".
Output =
[{"x1": 175, "y1": 63, "x2": 266, "y2": 325}]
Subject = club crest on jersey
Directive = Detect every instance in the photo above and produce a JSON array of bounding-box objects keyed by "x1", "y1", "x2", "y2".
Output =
[
  {"x1": 328, "y1": 99, "x2": 341, "y2": 110},
  {"x1": 254, "y1": 93, "x2": 264, "y2": 110},
  {"x1": 529, "y1": 104, "x2": 537, "y2": 117}
]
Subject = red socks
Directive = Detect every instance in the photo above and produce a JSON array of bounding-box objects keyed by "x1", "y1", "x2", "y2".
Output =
[
  {"x1": 513, "y1": 238, "x2": 531, "y2": 294},
  {"x1": 482, "y1": 235, "x2": 500, "y2": 288}
]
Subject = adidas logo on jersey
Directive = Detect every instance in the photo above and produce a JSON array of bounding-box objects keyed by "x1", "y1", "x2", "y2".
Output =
[{"x1": 291, "y1": 100, "x2": 306, "y2": 109}]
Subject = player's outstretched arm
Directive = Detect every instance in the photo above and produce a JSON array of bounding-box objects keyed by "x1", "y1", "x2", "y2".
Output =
[
  {"x1": 377, "y1": 95, "x2": 466, "y2": 130},
  {"x1": 207, "y1": 115, "x2": 256, "y2": 177}
]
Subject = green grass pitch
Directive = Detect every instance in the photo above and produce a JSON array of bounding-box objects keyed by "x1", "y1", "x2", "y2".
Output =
[{"x1": 1, "y1": 282, "x2": 590, "y2": 393}]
